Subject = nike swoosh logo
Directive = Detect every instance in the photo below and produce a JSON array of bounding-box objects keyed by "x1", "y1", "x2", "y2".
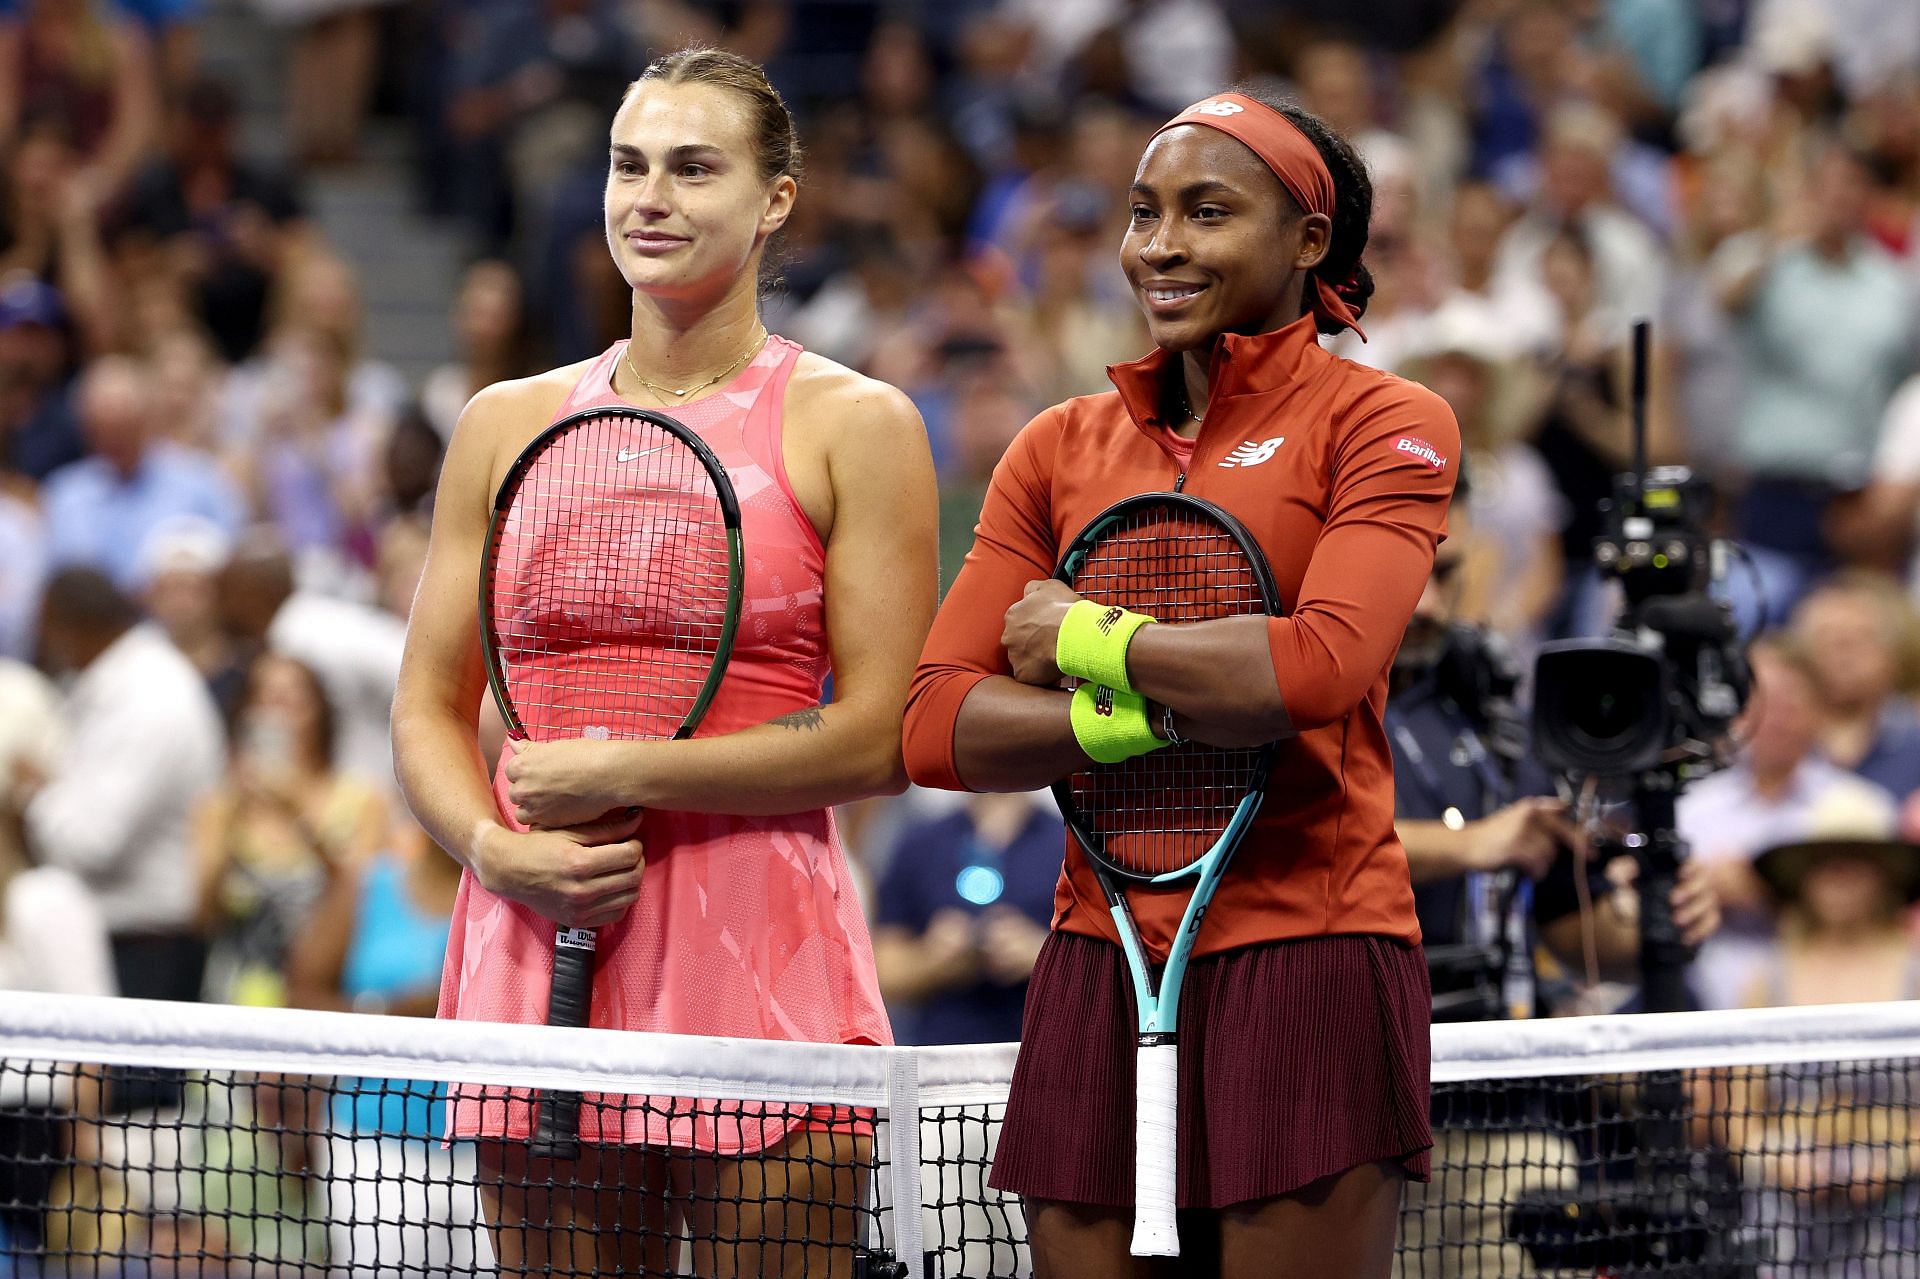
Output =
[{"x1": 616, "y1": 446, "x2": 666, "y2": 463}]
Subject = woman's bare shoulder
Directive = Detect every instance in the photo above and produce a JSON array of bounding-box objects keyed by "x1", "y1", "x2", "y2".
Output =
[
  {"x1": 424, "y1": 360, "x2": 600, "y2": 510},
  {"x1": 461, "y1": 361, "x2": 599, "y2": 439},
  {"x1": 445, "y1": 360, "x2": 602, "y2": 488},
  {"x1": 784, "y1": 350, "x2": 922, "y2": 436}
]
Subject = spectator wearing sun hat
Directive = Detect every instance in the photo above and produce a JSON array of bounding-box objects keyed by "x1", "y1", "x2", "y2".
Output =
[
  {"x1": 1727, "y1": 768, "x2": 1920, "y2": 1273},
  {"x1": 1745, "y1": 786, "x2": 1920, "y2": 1008}
]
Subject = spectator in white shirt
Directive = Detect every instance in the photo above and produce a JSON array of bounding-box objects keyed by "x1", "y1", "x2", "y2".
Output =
[
  {"x1": 1677, "y1": 635, "x2": 1896, "y2": 1009},
  {"x1": 0, "y1": 658, "x2": 113, "y2": 998},
  {"x1": 20, "y1": 568, "x2": 224, "y2": 1002},
  {"x1": 0, "y1": 660, "x2": 114, "y2": 1262}
]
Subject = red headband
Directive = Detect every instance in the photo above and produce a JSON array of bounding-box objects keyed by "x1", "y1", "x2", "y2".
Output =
[{"x1": 1152, "y1": 93, "x2": 1366, "y2": 340}]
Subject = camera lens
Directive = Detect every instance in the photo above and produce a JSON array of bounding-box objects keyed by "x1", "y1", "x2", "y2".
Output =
[
  {"x1": 1572, "y1": 685, "x2": 1650, "y2": 746},
  {"x1": 1532, "y1": 641, "x2": 1669, "y2": 775}
]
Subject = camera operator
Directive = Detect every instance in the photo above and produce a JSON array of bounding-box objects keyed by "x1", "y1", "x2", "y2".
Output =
[
  {"x1": 1391, "y1": 500, "x2": 1722, "y2": 1279},
  {"x1": 1391, "y1": 507, "x2": 1720, "y2": 1023}
]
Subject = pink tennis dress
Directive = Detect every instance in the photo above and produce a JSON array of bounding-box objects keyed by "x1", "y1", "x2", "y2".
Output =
[{"x1": 438, "y1": 336, "x2": 892, "y2": 1152}]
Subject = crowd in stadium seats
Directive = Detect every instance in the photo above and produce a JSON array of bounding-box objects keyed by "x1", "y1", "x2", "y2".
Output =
[{"x1": 0, "y1": 0, "x2": 1917, "y2": 1050}]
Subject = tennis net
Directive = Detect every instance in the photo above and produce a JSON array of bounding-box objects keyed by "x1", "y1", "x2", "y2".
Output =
[{"x1": 0, "y1": 993, "x2": 1915, "y2": 1276}]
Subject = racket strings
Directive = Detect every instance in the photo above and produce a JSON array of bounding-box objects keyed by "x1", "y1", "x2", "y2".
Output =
[
  {"x1": 486, "y1": 412, "x2": 734, "y2": 742},
  {"x1": 1066, "y1": 508, "x2": 1271, "y2": 878}
]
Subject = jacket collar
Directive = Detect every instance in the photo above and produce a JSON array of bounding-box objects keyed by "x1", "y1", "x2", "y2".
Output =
[{"x1": 1105, "y1": 311, "x2": 1327, "y2": 432}]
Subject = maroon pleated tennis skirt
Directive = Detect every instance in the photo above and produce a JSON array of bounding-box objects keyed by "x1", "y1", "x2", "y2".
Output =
[{"x1": 989, "y1": 930, "x2": 1433, "y2": 1210}]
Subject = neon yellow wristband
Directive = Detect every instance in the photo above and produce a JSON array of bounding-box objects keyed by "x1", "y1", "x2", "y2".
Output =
[
  {"x1": 1056, "y1": 600, "x2": 1156, "y2": 694},
  {"x1": 1069, "y1": 683, "x2": 1168, "y2": 765}
]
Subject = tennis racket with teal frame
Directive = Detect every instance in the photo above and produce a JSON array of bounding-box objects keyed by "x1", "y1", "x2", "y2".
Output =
[{"x1": 1050, "y1": 491, "x2": 1282, "y2": 1256}]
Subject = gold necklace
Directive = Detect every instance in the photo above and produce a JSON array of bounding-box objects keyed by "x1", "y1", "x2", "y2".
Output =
[{"x1": 622, "y1": 330, "x2": 767, "y2": 400}]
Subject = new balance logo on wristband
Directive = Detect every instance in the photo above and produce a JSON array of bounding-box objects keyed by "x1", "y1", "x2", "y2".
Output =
[
  {"x1": 1096, "y1": 606, "x2": 1125, "y2": 635},
  {"x1": 1219, "y1": 437, "x2": 1285, "y2": 468},
  {"x1": 1395, "y1": 437, "x2": 1448, "y2": 471},
  {"x1": 1094, "y1": 687, "x2": 1115, "y2": 716}
]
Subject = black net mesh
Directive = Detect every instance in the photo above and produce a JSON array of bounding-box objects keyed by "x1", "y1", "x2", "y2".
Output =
[
  {"x1": 0, "y1": 1001, "x2": 1916, "y2": 1277},
  {"x1": 1401, "y1": 1061, "x2": 1920, "y2": 1278},
  {"x1": 0, "y1": 1065, "x2": 893, "y2": 1278}
]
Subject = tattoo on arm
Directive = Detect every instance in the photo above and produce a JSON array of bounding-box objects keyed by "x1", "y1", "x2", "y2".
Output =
[{"x1": 770, "y1": 706, "x2": 826, "y2": 732}]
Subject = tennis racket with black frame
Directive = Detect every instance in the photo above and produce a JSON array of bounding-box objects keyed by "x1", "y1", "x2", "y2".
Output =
[
  {"x1": 1049, "y1": 491, "x2": 1284, "y2": 1257},
  {"x1": 479, "y1": 404, "x2": 744, "y2": 1161}
]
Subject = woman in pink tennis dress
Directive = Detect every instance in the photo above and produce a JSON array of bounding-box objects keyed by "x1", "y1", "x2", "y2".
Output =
[{"x1": 391, "y1": 48, "x2": 938, "y2": 1275}]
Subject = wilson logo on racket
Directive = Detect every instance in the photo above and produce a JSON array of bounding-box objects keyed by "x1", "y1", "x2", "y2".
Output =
[
  {"x1": 1095, "y1": 606, "x2": 1126, "y2": 635},
  {"x1": 1395, "y1": 436, "x2": 1448, "y2": 471},
  {"x1": 1218, "y1": 436, "x2": 1285, "y2": 468}
]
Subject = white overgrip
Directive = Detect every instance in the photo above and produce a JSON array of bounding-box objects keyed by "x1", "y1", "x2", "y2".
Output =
[{"x1": 1130, "y1": 1040, "x2": 1180, "y2": 1256}]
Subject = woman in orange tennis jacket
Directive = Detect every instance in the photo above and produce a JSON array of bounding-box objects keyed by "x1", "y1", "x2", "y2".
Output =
[{"x1": 903, "y1": 88, "x2": 1458, "y2": 1276}]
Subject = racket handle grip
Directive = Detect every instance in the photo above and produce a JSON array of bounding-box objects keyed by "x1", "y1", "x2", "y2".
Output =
[
  {"x1": 529, "y1": 927, "x2": 597, "y2": 1160},
  {"x1": 1130, "y1": 1039, "x2": 1180, "y2": 1257},
  {"x1": 545, "y1": 927, "x2": 597, "y2": 1029}
]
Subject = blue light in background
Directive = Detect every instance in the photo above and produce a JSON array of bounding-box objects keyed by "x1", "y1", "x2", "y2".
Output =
[{"x1": 955, "y1": 864, "x2": 1005, "y2": 906}]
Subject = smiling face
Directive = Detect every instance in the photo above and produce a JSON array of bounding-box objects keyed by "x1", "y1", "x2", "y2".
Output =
[
  {"x1": 1121, "y1": 125, "x2": 1329, "y2": 353},
  {"x1": 603, "y1": 81, "x2": 797, "y2": 303}
]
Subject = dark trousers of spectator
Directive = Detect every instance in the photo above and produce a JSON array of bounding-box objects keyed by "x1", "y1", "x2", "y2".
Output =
[{"x1": 105, "y1": 933, "x2": 207, "y2": 1114}]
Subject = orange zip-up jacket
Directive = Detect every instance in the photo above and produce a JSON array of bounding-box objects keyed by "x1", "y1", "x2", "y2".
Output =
[{"x1": 903, "y1": 314, "x2": 1460, "y2": 960}]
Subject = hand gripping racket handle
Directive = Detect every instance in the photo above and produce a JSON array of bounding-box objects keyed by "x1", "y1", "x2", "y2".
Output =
[
  {"x1": 1130, "y1": 1039, "x2": 1180, "y2": 1256},
  {"x1": 529, "y1": 926, "x2": 597, "y2": 1159}
]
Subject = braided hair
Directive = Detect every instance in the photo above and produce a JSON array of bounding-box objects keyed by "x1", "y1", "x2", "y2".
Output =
[{"x1": 1232, "y1": 84, "x2": 1376, "y2": 335}]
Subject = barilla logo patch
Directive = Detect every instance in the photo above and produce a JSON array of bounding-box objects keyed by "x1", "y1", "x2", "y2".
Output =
[
  {"x1": 1193, "y1": 100, "x2": 1244, "y2": 117},
  {"x1": 1395, "y1": 437, "x2": 1448, "y2": 471},
  {"x1": 1095, "y1": 606, "x2": 1125, "y2": 635}
]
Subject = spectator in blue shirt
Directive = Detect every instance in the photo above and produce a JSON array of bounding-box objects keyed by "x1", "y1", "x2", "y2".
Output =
[
  {"x1": 873, "y1": 792, "x2": 1062, "y2": 1045},
  {"x1": 41, "y1": 355, "x2": 244, "y2": 590}
]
